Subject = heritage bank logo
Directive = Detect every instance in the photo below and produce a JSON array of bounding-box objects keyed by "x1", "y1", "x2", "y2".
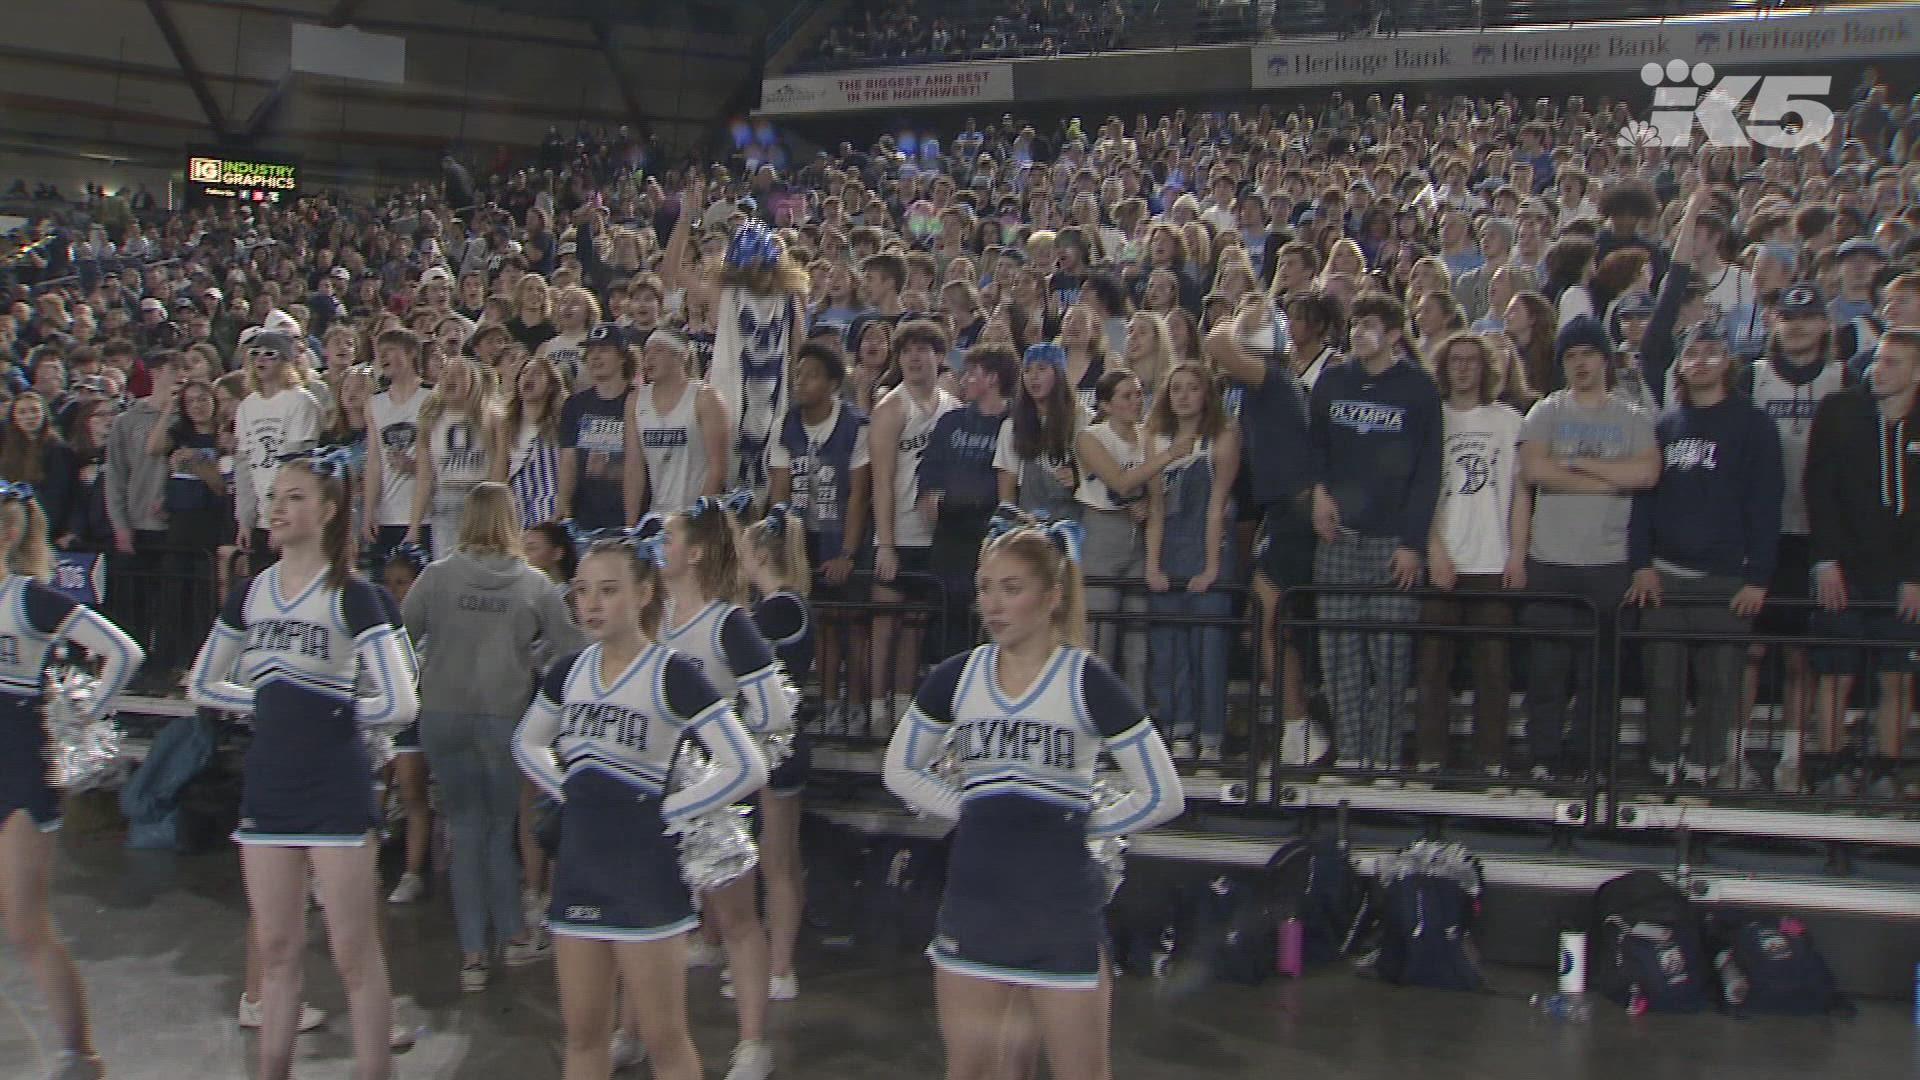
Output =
[{"x1": 1618, "y1": 59, "x2": 1834, "y2": 149}]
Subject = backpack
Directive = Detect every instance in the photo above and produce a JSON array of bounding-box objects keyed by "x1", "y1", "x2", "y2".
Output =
[
  {"x1": 855, "y1": 835, "x2": 948, "y2": 954},
  {"x1": 1591, "y1": 870, "x2": 1710, "y2": 1013},
  {"x1": 1707, "y1": 914, "x2": 1854, "y2": 1017},
  {"x1": 1105, "y1": 857, "x2": 1196, "y2": 979},
  {"x1": 1359, "y1": 841, "x2": 1488, "y2": 991},
  {"x1": 1265, "y1": 832, "x2": 1370, "y2": 964},
  {"x1": 1186, "y1": 871, "x2": 1280, "y2": 985}
]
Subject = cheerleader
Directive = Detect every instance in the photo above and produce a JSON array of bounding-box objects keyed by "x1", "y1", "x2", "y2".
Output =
[
  {"x1": 739, "y1": 504, "x2": 812, "y2": 1003},
  {"x1": 882, "y1": 511, "x2": 1184, "y2": 1080},
  {"x1": 0, "y1": 482, "x2": 142, "y2": 1080},
  {"x1": 655, "y1": 495, "x2": 796, "y2": 1080},
  {"x1": 512, "y1": 531, "x2": 766, "y2": 1080},
  {"x1": 187, "y1": 449, "x2": 420, "y2": 1080}
]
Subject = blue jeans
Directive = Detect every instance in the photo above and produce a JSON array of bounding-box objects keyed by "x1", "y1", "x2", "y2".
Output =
[
  {"x1": 418, "y1": 711, "x2": 526, "y2": 955},
  {"x1": 1149, "y1": 587, "x2": 1233, "y2": 745}
]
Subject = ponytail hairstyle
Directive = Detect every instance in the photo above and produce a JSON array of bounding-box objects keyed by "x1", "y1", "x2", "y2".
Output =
[
  {"x1": 743, "y1": 502, "x2": 811, "y2": 599},
  {"x1": 277, "y1": 447, "x2": 357, "y2": 587},
  {"x1": 0, "y1": 483, "x2": 52, "y2": 582},
  {"x1": 583, "y1": 537, "x2": 665, "y2": 638},
  {"x1": 675, "y1": 490, "x2": 752, "y2": 604},
  {"x1": 980, "y1": 504, "x2": 1087, "y2": 648}
]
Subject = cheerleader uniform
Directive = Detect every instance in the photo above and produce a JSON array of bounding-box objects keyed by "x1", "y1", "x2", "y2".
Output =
[
  {"x1": 0, "y1": 576, "x2": 143, "y2": 832},
  {"x1": 883, "y1": 645, "x2": 1183, "y2": 989},
  {"x1": 187, "y1": 566, "x2": 419, "y2": 845},
  {"x1": 662, "y1": 600, "x2": 797, "y2": 788},
  {"x1": 512, "y1": 644, "x2": 765, "y2": 940},
  {"x1": 752, "y1": 591, "x2": 813, "y2": 796}
]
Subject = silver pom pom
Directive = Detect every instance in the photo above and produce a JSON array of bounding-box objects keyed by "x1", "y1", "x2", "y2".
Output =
[
  {"x1": 758, "y1": 677, "x2": 802, "y2": 771},
  {"x1": 667, "y1": 739, "x2": 759, "y2": 893},
  {"x1": 45, "y1": 668, "x2": 124, "y2": 793},
  {"x1": 1088, "y1": 775, "x2": 1129, "y2": 905}
]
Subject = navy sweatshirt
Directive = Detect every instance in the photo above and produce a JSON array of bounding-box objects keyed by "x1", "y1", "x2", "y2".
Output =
[
  {"x1": 1308, "y1": 354, "x2": 1443, "y2": 549},
  {"x1": 1629, "y1": 395, "x2": 1783, "y2": 585},
  {"x1": 1235, "y1": 355, "x2": 1315, "y2": 511},
  {"x1": 917, "y1": 404, "x2": 1006, "y2": 509}
]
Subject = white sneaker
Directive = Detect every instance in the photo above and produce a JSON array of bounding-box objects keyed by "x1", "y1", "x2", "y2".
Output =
[
  {"x1": 238, "y1": 995, "x2": 328, "y2": 1032},
  {"x1": 610, "y1": 1030, "x2": 647, "y2": 1071},
  {"x1": 686, "y1": 940, "x2": 726, "y2": 968},
  {"x1": 725, "y1": 1038, "x2": 775, "y2": 1080},
  {"x1": 1280, "y1": 719, "x2": 1332, "y2": 766},
  {"x1": 45, "y1": 1052, "x2": 104, "y2": 1080},
  {"x1": 503, "y1": 936, "x2": 552, "y2": 967},
  {"x1": 1168, "y1": 738, "x2": 1195, "y2": 761},
  {"x1": 390, "y1": 1020, "x2": 417, "y2": 1050},
  {"x1": 521, "y1": 887, "x2": 547, "y2": 926},
  {"x1": 460, "y1": 961, "x2": 489, "y2": 993},
  {"x1": 720, "y1": 972, "x2": 799, "y2": 1001},
  {"x1": 387, "y1": 872, "x2": 425, "y2": 904}
]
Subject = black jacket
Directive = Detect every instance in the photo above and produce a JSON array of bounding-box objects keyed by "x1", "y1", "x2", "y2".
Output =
[{"x1": 1805, "y1": 386, "x2": 1920, "y2": 595}]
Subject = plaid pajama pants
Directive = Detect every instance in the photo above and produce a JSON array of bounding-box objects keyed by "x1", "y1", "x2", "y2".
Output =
[{"x1": 1314, "y1": 535, "x2": 1418, "y2": 766}]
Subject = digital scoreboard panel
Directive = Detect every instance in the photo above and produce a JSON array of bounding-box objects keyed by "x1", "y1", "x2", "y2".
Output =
[{"x1": 186, "y1": 152, "x2": 299, "y2": 204}]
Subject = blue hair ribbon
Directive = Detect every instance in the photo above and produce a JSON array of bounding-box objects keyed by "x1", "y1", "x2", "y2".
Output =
[
  {"x1": 985, "y1": 503, "x2": 1083, "y2": 565},
  {"x1": 763, "y1": 503, "x2": 792, "y2": 536},
  {"x1": 0, "y1": 481, "x2": 35, "y2": 503},
  {"x1": 277, "y1": 446, "x2": 353, "y2": 482}
]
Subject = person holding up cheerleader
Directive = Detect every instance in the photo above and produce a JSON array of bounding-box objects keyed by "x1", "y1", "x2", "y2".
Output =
[
  {"x1": 188, "y1": 448, "x2": 420, "y2": 1080},
  {"x1": 0, "y1": 481, "x2": 142, "y2": 1080},
  {"x1": 513, "y1": 528, "x2": 765, "y2": 1080},
  {"x1": 883, "y1": 509, "x2": 1184, "y2": 1080},
  {"x1": 738, "y1": 503, "x2": 813, "y2": 1007},
  {"x1": 653, "y1": 494, "x2": 795, "y2": 1080}
]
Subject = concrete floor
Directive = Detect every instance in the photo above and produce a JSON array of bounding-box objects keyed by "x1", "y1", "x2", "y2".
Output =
[{"x1": 4, "y1": 833, "x2": 1917, "y2": 1080}]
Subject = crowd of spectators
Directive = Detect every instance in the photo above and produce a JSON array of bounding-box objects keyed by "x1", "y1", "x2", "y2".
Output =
[
  {"x1": 802, "y1": 0, "x2": 1261, "y2": 70},
  {"x1": 5, "y1": 63, "x2": 1920, "y2": 797}
]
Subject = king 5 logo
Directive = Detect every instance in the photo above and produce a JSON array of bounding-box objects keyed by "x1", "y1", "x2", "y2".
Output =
[{"x1": 1619, "y1": 59, "x2": 1833, "y2": 150}]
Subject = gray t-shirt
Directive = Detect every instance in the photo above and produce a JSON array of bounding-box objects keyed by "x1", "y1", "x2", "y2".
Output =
[{"x1": 1520, "y1": 389, "x2": 1655, "y2": 566}]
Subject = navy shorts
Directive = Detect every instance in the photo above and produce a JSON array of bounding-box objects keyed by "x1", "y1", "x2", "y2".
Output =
[
  {"x1": 931, "y1": 797, "x2": 1103, "y2": 990},
  {"x1": 548, "y1": 771, "x2": 696, "y2": 941},
  {"x1": 1255, "y1": 501, "x2": 1317, "y2": 594},
  {"x1": 1810, "y1": 600, "x2": 1920, "y2": 676},
  {"x1": 1756, "y1": 534, "x2": 1813, "y2": 637},
  {"x1": 390, "y1": 722, "x2": 423, "y2": 755},
  {"x1": 767, "y1": 729, "x2": 810, "y2": 796}
]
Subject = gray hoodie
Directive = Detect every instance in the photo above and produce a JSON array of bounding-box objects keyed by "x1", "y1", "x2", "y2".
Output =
[{"x1": 401, "y1": 550, "x2": 581, "y2": 717}]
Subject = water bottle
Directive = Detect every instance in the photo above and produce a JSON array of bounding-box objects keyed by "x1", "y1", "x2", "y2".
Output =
[
  {"x1": 1276, "y1": 917, "x2": 1304, "y2": 978},
  {"x1": 1530, "y1": 992, "x2": 1591, "y2": 1023},
  {"x1": 1558, "y1": 930, "x2": 1588, "y2": 996}
]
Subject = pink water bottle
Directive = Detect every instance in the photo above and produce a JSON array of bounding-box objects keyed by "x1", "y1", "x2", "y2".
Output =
[{"x1": 1276, "y1": 917, "x2": 1304, "y2": 977}]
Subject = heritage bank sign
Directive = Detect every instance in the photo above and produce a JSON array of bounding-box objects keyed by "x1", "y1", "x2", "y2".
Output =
[{"x1": 1251, "y1": 5, "x2": 1918, "y2": 89}]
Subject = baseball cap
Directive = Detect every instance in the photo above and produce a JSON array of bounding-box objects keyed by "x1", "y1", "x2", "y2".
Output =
[
  {"x1": 1776, "y1": 282, "x2": 1827, "y2": 318},
  {"x1": 1555, "y1": 315, "x2": 1613, "y2": 362},
  {"x1": 247, "y1": 331, "x2": 295, "y2": 361},
  {"x1": 586, "y1": 322, "x2": 631, "y2": 350},
  {"x1": 139, "y1": 297, "x2": 165, "y2": 315},
  {"x1": 1835, "y1": 236, "x2": 1888, "y2": 261},
  {"x1": 419, "y1": 265, "x2": 453, "y2": 287},
  {"x1": 1614, "y1": 292, "x2": 1656, "y2": 318}
]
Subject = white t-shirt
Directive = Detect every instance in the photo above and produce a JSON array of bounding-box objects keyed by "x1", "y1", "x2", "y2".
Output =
[
  {"x1": 537, "y1": 331, "x2": 588, "y2": 387},
  {"x1": 1436, "y1": 402, "x2": 1524, "y2": 575},
  {"x1": 235, "y1": 386, "x2": 322, "y2": 530},
  {"x1": 367, "y1": 385, "x2": 426, "y2": 528},
  {"x1": 1075, "y1": 420, "x2": 1146, "y2": 512},
  {"x1": 887, "y1": 384, "x2": 960, "y2": 548}
]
